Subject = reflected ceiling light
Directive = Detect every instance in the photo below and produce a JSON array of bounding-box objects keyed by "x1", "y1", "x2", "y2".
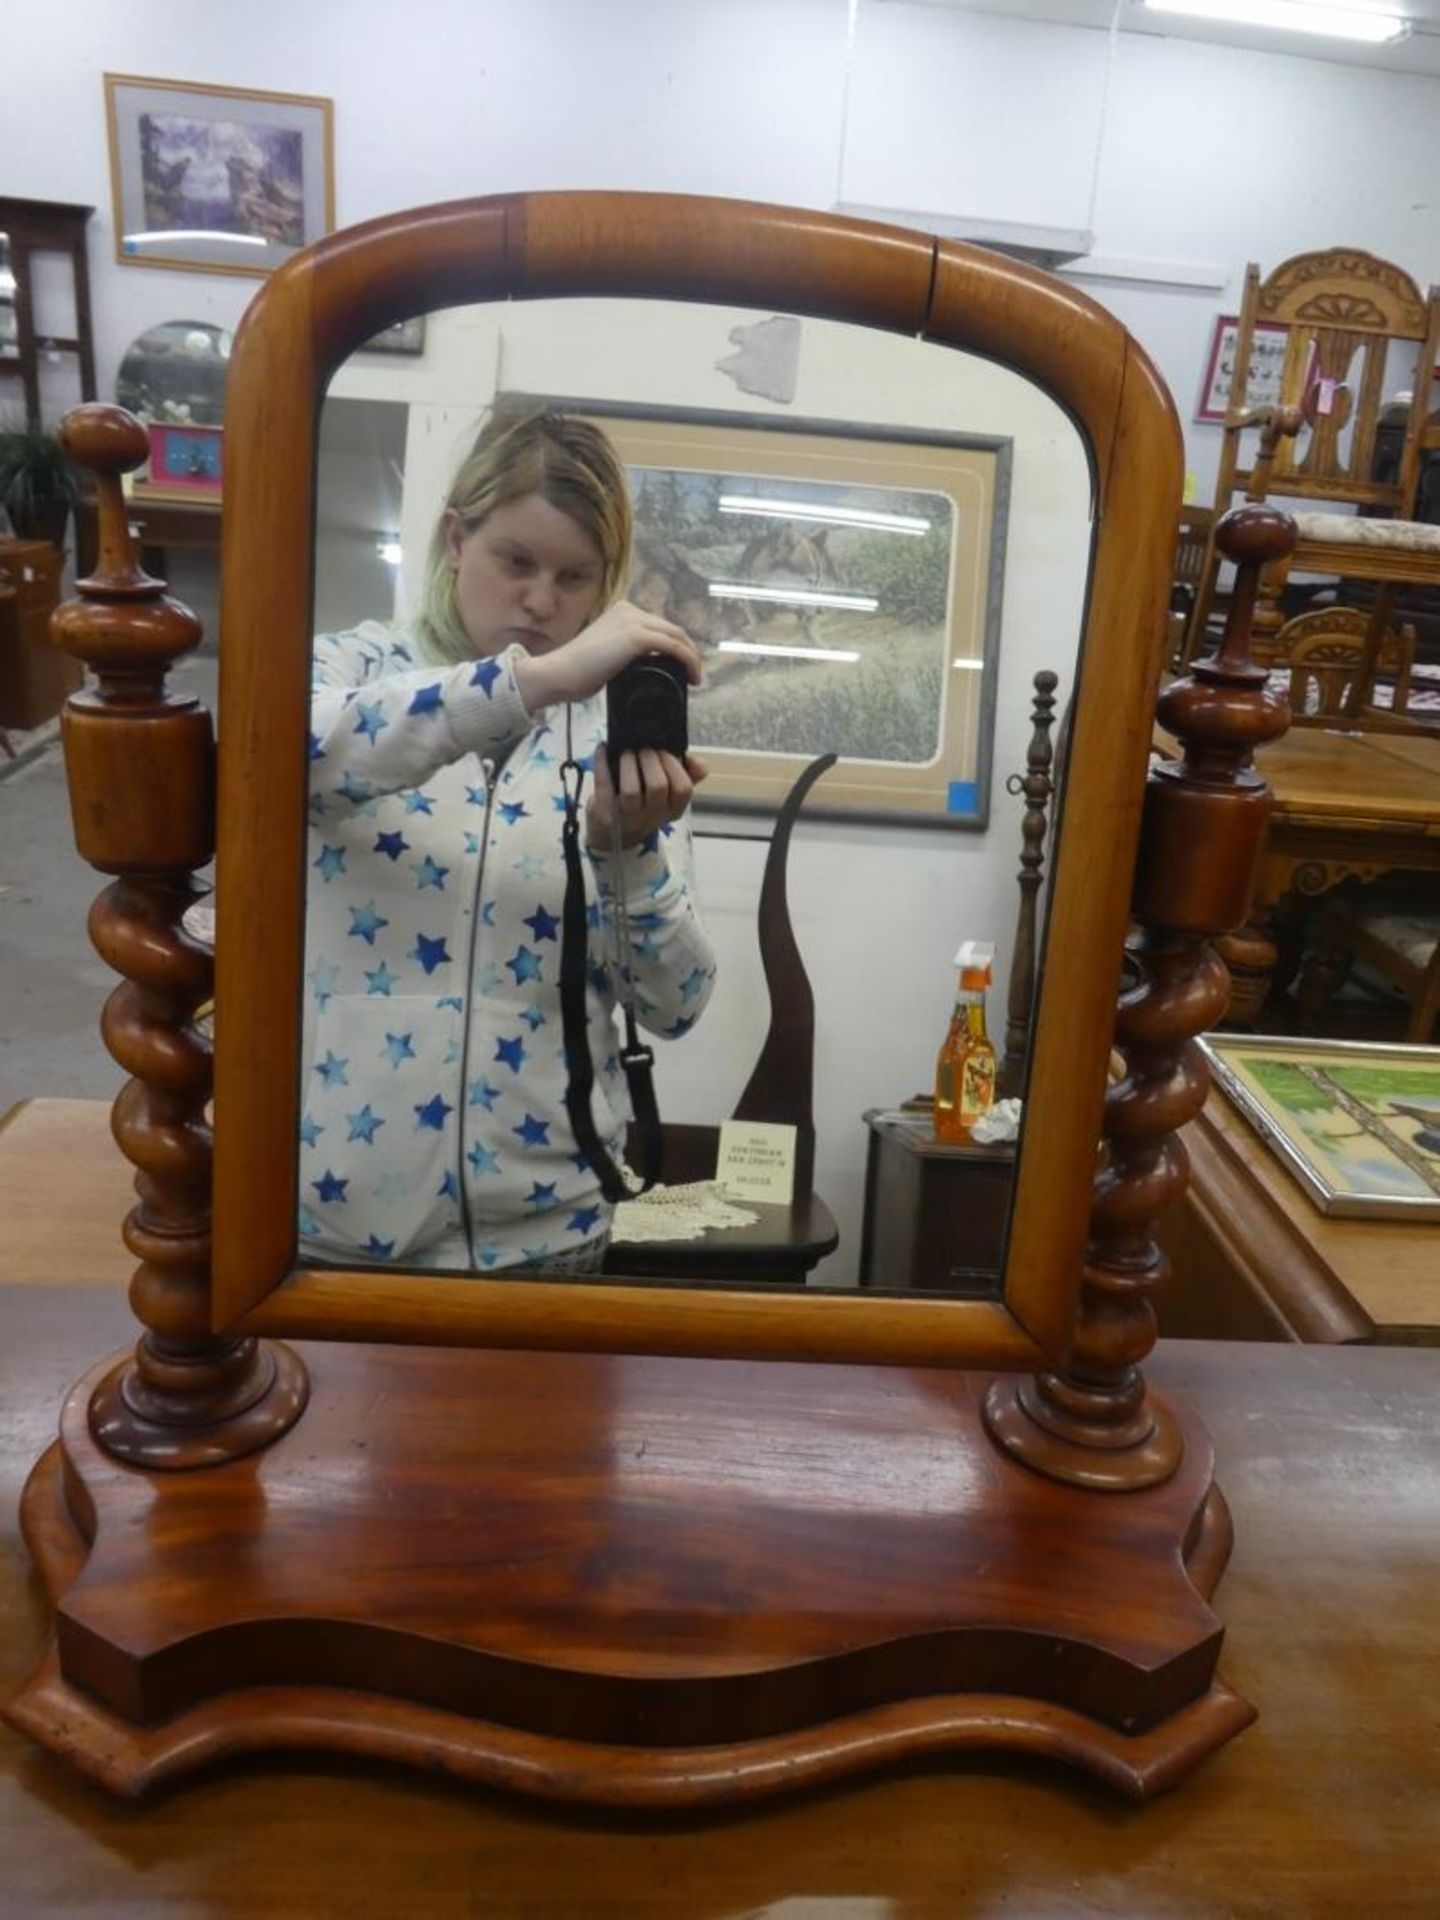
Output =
[
  {"x1": 709, "y1": 582, "x2": 880, "y2": 612},
  {"x1": 376, "y1": 539, "x2": 403, "y2": 565},
  {"x1": 121, "y1": 229, "x2": 268, "y2": 249},
  {"x1": 717, "y1": 495, "x2": 931, "y2": 536},
  {"x1": 1143, "y1": 0, "x2": 1409, "y2": 42},
  {"x1": 718, "y1": 640, "x2": 861, "y2": 664},
  {"x1": 951, "y1": 658, "x2": 986, "y2": 671}
]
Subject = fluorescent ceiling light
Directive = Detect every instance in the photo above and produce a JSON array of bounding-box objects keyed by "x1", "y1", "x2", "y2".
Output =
[
  {"x1": 1144, "y1": 0, "x2": 1409, "y2": 42},
  {"x1": 709, "y1": 581, "x2": 880, "y2": 613},
  {"x1": 717, "y1": 495, "x2": 931, "y2": 537},
  {"x1": 951, "y1": 658, "x2": 986, "y2": 671},
  {"x1": 122, "y1": 229, "x2": 268, "y2": 249},
  {"x1": 718, "y1": 640, "x2": 861, "y2": 664}
]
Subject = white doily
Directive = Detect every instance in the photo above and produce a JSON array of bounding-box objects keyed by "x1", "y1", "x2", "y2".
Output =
[{"x1": 611, "y1": 1180, "x2": 759, "y2": 1244}]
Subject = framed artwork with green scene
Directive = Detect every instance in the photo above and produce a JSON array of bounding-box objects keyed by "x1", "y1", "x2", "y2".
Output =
[
  {"x1": 1197, "y1": 1034, "x2": 1440, "y2": 1221},
  {"x1": 546, "y1": 403, "x2": 1011, "y2": 830}
]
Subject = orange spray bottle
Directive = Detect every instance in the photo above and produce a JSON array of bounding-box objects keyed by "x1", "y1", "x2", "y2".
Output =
[{"x1": 933, "y1": 940, "x2": 997, "y2": 1143}]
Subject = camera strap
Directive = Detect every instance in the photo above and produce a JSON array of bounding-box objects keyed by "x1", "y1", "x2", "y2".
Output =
[{"x1": 558, "y1": 723, "x2": 662, "y2": 1206}]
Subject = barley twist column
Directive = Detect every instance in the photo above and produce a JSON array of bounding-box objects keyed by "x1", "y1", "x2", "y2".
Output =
[
  {"x1": 52, "y1": 404, "x2": 307, "y2": 1468},
  {"x1": 984, "y1": 504, "x2": 1293, "y2": 1490}
]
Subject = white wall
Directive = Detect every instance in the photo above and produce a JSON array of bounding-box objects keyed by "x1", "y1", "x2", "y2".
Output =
[{"x1": 6, "y1": 0, "x2": 1438, "y2": 1277}]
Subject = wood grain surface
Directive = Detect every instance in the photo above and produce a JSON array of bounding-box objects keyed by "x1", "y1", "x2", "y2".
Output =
[{"x1": 4, "y1": 1286, "x2": 1440, "y2": 1916}]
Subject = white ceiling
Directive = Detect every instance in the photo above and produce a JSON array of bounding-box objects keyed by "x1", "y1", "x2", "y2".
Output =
[{"x1": 880, "y1": 0, "x2": 1440, "y2": 77}]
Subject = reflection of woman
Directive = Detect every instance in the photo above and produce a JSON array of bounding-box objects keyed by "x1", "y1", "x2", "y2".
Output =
[{"x1": 303, "y1": 405, "x2": 715, "y2": 1273}]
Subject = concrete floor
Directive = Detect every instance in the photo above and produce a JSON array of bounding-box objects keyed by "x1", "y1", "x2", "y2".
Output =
[{"x1": 1, "y1": 555, "x2": 219, "y2": 1114}]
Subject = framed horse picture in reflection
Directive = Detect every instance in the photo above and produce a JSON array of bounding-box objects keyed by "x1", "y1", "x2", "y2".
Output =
[{"x1": 7, "y1": 190, "x2": 1294, "y2": 1810}]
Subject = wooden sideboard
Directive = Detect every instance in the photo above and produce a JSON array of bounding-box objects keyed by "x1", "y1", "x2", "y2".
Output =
[
  {"x1": 0, "y1": 538, "x2": 75, "y2": 731},
  {"x1": 1157, "y1": 1079, "x2": 1439, "y2": 1344}
]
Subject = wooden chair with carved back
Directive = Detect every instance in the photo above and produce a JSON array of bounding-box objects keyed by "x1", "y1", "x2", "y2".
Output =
[
  {"x1": 1280, "y1": 606, "x2": 1416, "y2": 725},
  {"x1": 1182, "y1": 248, "x2": 1440, "y2": 724}
]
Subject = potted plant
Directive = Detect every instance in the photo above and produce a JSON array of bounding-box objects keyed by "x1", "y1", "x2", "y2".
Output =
[{"x1": 0, "y1": 422, "x2": 80, "y2": 548}]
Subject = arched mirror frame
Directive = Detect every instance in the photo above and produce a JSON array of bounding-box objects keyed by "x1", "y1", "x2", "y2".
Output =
[{"x1": 211, "y1": 190, "x2": 1181, "y2": 1369}]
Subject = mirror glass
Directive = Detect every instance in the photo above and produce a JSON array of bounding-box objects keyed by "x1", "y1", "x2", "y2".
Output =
[
  {"x1": 300, "y1": 295, "x2": 1094, "y2": 1295},
  {"x1": 0, "y1": 235, "x2": 17, "y2": 362},
  {"x1": 116, "y1": 318, "x2": 232, "y2": 427}
]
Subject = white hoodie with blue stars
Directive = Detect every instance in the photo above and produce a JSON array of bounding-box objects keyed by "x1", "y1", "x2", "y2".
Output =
[{"x1": 301, "y1": 621, "x2": 716, "y2": 1273}]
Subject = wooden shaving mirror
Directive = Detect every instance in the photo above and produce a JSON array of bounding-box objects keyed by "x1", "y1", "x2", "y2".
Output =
[{"x1": 8, "y1": 192, "x2": 1291, "y2": 1804}]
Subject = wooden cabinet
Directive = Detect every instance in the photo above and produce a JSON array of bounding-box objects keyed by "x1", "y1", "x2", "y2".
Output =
[
  {"x1": 858, "y1": 1108, "x2": 1014, "y2": 1294},
  {"x1": 0, "y1": 538, "x2": 75, "y2": 731}
]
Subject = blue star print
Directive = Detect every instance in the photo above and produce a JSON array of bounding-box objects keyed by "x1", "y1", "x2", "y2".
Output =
[
  {"x1": 365, "y1": 961, "x2": 399, "y2": 996},
  {"x1": 382, "y1": 1031, "x2": 415, "y2": 1068},
  {"x1": 465, "y1": 785, "x2": 487, "y2": 808},
  {"x1": 481, "y1": 901, "x2": 496, "y2": 927},
  {"x1": 468, "y1": 1079, "x2": 501, "y2": 1111},
  {"x1": 308, "y1": 731, "x2": 326, "y2": 762},
  {"x1": 467, "y1": 1142, "x2": 501, "y2": 1175},
  {"x1": 436, "y1": 995, "x2": 464, "y2": 1011},
  {"x1": 401, "y1": 790, "x2": 436, "y2": 815},
  {"x1": 313, "y1": 1170, "x2": 348, "y2": 1203},
  {"x1": 568, "y1": 1205, "x2": 603, "y2": 1236},
  {"x1": 374, "y1": 831, "x2": 408, "y2": 861},
  {"x1": 298, "y1": 1204, "x2": 320, "y2": 1236},
  {"x1": 338, "y1": 772, "x2": 375, "y2": 805},
  {"x1": 314, "y1": 844, "x2": 346, "y2": 883},
  {"x1": 407, "y1": 683, "x2": 444, "y2": 716},
  {"x1": 413, "y1": 855, "x2": 449, "y2": 891},
  {"x1": 470, "y1": 657, "x2": 504, "y2": 696},
  {"x1": 514, "y1": 1114, "x2": 550, "y2": 1148},
  {"x1": 524, "y1": 1181, "x2": 558, "y2": 1211},
  {"x1": 524, "y1": 904, "x2": 560, "y2": 942},
  {"x1": 515, "y1": 854, "x2": 546, "y2": 881},
  {"x1": 499, "y1": 800, "x2": 529, "y2": 826},
  {"x1": 349, "y1": 901, "x2": 389, "y2": 945},
  {"x1": 495, "y1": 1034, "x2": 527, "y2": 1074},
  {"x1": 410, "y1": 933, "x2": 451, "y2": 974},
  {"x1": 679, "y1": 967, "x2": 709, "y2": 1001},
  {"x1": 316, "y1": 1051, "x2": 349, "y2": 1088},
  {"x1": 414, "y1": 1095, "x2": 453, "y2": 1131},
  {"x1": 308, "y1": 957, "x2": 341, "y2": 1008},
  {"x1": 363, "y1": 1234, "x2": 396, "y2": 1258},
  {"x1": 353, "y1": 700, "x2": 388, "y2": 743},
  {"x1": 519, "y1": 1007, "x2": 546, "y2": 1032},
  {"x1": 506, "y1": 945, "x2": 543, "y2": 985},
  {"x1": 346, "y1": 1105, "x2": 385, "y2": 1144},
  {"x1": 298, "y1": 1114, "x2": 323, "y2": 1148},
  {"x1": 438, "y1": 1169, "x2": 459, "y2": 1201}
]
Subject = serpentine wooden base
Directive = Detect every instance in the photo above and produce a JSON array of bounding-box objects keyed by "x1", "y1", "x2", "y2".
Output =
[{"x1": 7, "y1": 1341, "x2": 1252, "y2": 1805}]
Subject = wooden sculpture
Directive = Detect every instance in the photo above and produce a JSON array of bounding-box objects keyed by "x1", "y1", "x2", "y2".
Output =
[{"x1": 6, "y1": 192, "x2": 1289, "y2": 1807}]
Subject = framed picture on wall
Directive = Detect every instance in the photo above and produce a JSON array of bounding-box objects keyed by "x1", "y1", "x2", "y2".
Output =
[
  {"x1": 104, "y1": 74, "x2": 334, "y2": 277},
  {"x1": 1196, "y1": 315, "x2": 1291, "y2": 424},
  {"x1": 524, "y1": 399, "x2": 1011, "y2": 829}
]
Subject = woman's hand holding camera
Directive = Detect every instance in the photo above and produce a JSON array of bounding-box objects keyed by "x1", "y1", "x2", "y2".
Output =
[
  {"x1": 513, "y1": 599, "x2": 703, "y2": 712},
  {"x1": 586, "y1": 745, "x2": 709, "y2": 851}
]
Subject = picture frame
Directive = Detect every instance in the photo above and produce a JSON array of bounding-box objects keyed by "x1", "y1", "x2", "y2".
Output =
[
  {"x1": 104, "y1": 73, "x2": 335, "y2": 277},
  {"x1": 145, "y1": 421, "x2": 224, "y2": 494},
  {"x1": 1197, "y1": 1033, "x2": 1440, "y2": 1221},
  {"x1": 360, "y1": 316, "x2": 427, "y2": 356},
  {"x1": 539, "y1": 399, "x2": 1011, "y2": 829},
  {"x1": 1196, "y1": 315, "x2": 1291, "y2": 424}
]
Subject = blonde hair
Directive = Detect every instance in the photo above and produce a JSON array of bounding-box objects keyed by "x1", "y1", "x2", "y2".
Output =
[{"x1": 417, "y1": 402, "x2": 632, "y2": 664}]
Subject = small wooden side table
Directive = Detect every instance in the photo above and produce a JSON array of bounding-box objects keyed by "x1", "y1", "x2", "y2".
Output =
[{"x1": 858, "y1": 1107, "x2": 1014, "y2": 1293}]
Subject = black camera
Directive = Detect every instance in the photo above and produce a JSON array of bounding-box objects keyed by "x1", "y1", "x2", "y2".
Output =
[{"x1": 605, "y1": 654, "x2": 689, "y2": 768}]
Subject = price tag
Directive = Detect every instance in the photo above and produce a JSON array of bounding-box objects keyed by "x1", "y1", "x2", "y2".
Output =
[
  {"x1": 716, "y1": 1121, "x2": 797, "y2": 1205},
  {"x1": 1315, "y1": 376, "x2": 1339, "y2": 415}
]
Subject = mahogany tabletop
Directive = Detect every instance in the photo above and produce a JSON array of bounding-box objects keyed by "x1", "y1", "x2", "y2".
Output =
[
  {"x1": 1254, "y1": 725, "x2": 1440, "y2": 830},
  {"x1": 5, "y1": 1292, "x2": 1440, "y2": 1911}
]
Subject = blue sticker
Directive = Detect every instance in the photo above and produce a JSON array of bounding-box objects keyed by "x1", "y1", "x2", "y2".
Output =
[{"x1": 946, "y1": 780, "x2": 979, "y2": 816}]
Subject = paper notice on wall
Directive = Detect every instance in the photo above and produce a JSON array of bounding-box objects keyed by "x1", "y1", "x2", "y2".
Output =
[{"x1": 716, "y1": 1120, "x2": 797, "y2": 1205}]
